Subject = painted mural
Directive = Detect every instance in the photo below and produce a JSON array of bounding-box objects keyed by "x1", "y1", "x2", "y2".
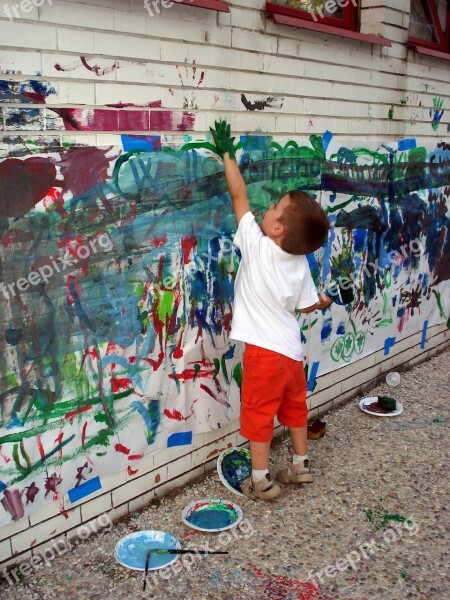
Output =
[{"x1": 0, "y1": 123, "x2": 449, "y2": 524}]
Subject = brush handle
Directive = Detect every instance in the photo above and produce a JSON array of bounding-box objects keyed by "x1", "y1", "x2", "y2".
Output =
[{"x1": 143, "y1": 550, "x2": 151, "y2": 591}]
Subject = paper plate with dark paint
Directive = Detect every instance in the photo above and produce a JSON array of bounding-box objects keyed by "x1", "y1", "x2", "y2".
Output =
[
  {"x1": 115, "y1": 530, "x2": 181, "y2": 571},
  {"x1": 359, "y1": 397, "x2": 404, "y2": 417},
  {"x1": 182, "y1": 498, "x2": 243, "y2": 533},
  {"x1": 217, "y1": 447, "x2": 251, "y2": 497}
]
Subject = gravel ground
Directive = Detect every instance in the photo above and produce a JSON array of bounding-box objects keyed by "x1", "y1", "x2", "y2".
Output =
[{"x1": 1, "y1": 349, "x2": 448, "y2": 600}]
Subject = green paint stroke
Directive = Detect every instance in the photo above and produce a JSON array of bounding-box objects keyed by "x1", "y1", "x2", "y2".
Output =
[
  {"x1": 364, "y1": 508, "x2": 413, "y2": 530},
  {"x1": 432, "y1": 289, "x2": 446, "y2": 320}
]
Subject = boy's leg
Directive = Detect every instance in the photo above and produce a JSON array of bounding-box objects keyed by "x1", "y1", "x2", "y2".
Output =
[
  {"x1": 276, "y1": 360, "x2": 313, "y2": 484},
  {"x1": 249, "y1": 440, "x2": 271, "y2": 470},
  {"x1": 289, "y1": 426, "x2": 308, "y2": 457}
]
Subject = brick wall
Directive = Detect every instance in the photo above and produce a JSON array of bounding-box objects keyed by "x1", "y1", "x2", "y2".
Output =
[{"x1": 0, "y1": 0, "x2": 449, "y2": 569}]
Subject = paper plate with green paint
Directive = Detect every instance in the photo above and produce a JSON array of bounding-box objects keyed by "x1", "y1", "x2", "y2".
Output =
[
  {"x1": 182, "y1": 498, "x2": 243, "y2": 532},
  {"x1": 359, "y1": 397, "x2": 404, "y2": 417},
  {"x1": 217, "y1": 447, "x2": 252, "y2": 497}
]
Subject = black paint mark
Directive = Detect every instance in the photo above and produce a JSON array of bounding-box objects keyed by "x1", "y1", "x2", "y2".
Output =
[{"x1": 240, "y1": 94, "x2": 284, "y2": 111}]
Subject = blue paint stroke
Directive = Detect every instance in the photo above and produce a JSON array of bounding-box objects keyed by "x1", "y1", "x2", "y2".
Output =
[
  {"x1": 321, "y1": 318, "x2": 333, "y2": 342},
  {"x1": 131, "y1": 400, "x2": 160, "y2": 445},
  {"x1": 384, "y1": 337, "x2": 396, "y2": 355},
  {"x1": 322, "y1": 130, "x2": 333, "y2": 152},
  {"x1": 167, "y1": 431, "x2": 192, "y2": 447},
  {"x1": 121, "y1": 135, "x2": 161, "y2": 152},
  {"x1": 68, "y1": 476, "x2": 102, "y2": 503},
  {"x1": 398, "y1": 138, "x2": 417, "y2": 151},
  {"x1": 307, "y1": 361, "x2": 320, "y2": 392},
  {"x1": 420, "y1": 320, "x2": 428, "y2": 349},
  {"x1": 0, "y1": 481, "x2": 7, "y2": 493}
]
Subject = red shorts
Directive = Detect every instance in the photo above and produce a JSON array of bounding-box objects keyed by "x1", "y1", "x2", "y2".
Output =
[{"x1": 240, "y1": 344, "x2": 308, "y2": 443}]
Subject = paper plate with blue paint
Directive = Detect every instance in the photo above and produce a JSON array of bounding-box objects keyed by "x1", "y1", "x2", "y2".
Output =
[
  {"x1": 115, "y1": 530, "x2": 181, "y2": 571},
  {"x1": 182, "y1": 498, "x2": 243, "y2": 532},
  {"x1": 217, "y1": 447, "x2": 252, "y2": 497}
]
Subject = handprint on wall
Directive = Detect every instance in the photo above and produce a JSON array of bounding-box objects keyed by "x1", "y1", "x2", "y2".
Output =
[{"x1": 176, "y1": 59, "x2": 205, "y2": 109}]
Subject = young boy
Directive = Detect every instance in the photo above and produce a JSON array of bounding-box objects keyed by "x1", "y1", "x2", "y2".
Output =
[{"x1": 210, "y1": 121, "x2": 332, "y2": 500}]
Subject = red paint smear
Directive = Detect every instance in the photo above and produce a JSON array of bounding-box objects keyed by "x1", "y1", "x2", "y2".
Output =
[
  {"x1": 64, "y1": 405, "x2": 92, "y2": 422},
  {"x1": 149, "y1": 111, "x2": 195, "y2": 131},
  {"x1": 169, "y1": 367, "x2": 215, "y2": 381},
  {"x1": 81, "y1": 421, "x2": 88, "y2": 447},
  {"x1": 181, "y1": 235, "x2": 197, "y2": 265},
  {"x1": 0, "y1": 158, "x2": 57, "y2": 218},
  {"x1": 0, "y1": 446, "x2": 11, "y2": 464},
  {"x1": 115, "y1": 443, "x2": 130, "y2": 455},
  {"x1": 155, "y1": 474, "x2": 161, "y2": 483},
  {"x1": 36, "y1": 435, "x2": 45, "y2": 460},
  {"x1": 1, "y1": 228, "x2": 35, "y2": 248},
  {"x1": 199, "y1": 383, "x2": 217, "y2": 399},
  {"x1": 43, "y1": 187, "x2": 68, "y2": 218},
  {"x1": 111, "y1": 377, "x2": 133, "y2": 393},
  {"x1": 198, "y1": 71, "x2": 205, "y2": 85},
  {"x1": 173, "y1": 333, "x2": 184, "y2": 360},
  {"x1": 54, "y1": 432, "x2": 64, "y2": 445},
  {"x1": 164, "y1": 408, "x2": 185, "y2": 421},
  {"x1": 152, "y1": 235, "x2": 167, "y2": 248},
  {"x1": 146, "y1": 351, "x2": 165, "y2": 372},
  {"x1": 128, "y1": 454, "x2": 143, "y2": 461},
  {"x1": 106, "y1": 101, "x2": 162, "y2": 108},
  {"x1": 206, "y1": 448, "x2": 219, "y2": 458},
  {"x1": 127, "y1": 466, "x2": 139, "y2": 476},
  {"x1": 180, "y1": 529, "x2": 202, "y2": 540},
  {"x1": 248, "y1": 563, "x2": 325, "y2": 600}
]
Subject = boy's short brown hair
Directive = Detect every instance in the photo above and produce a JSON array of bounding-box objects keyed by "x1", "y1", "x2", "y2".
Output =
[{"x1": 278, "y1": 190, "x2": 330, "y2": 255}]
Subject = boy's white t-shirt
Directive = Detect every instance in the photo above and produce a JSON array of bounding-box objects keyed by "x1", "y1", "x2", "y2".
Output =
[{"x1": 230, "y1": 211, "x2": 319, "y2": 361}]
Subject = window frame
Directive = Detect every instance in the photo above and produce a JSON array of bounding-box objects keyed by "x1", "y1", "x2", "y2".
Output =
[
  {"x1": 266, "y1": 0, "x2": 358, "y2": 32},
  {"x1": 408, "y1": 0, "x2": 449, "y2": 53}
]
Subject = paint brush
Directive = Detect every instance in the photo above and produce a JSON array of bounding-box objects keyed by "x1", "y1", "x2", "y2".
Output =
[
  {"x1": 143, "y1": 549, "x2": 151, "y2": 591},
  {"x1": 152, "y1": 549, "x2": 228, "y2": 555}
]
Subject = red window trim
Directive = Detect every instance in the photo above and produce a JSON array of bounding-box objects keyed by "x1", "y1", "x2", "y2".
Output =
[
  {"x1": 178, "y1": 0, "x2": 229, "y2": 12},
  {"x1": 267, "y1": 10, "x2": 391, "y2": 47},
  {"x1": 408, "y1": 0, "x2": 447, "y2": 52},
  {"x1": 409, "y1": 42, "x2": 450, "y2": 60},
  {"x1": 266, "y1": 1, "x2": 357, "y2": 31}
]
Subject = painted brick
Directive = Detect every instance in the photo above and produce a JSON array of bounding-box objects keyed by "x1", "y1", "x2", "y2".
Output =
[
  {"x1": 40, "y1": 2, "x2": 115, "y2": 29},
  {"x1": 0, "y1": 21, "x2": 57, "y2": 50},
  {"x1": 146, "y1": 14, "x2": 205, "y2": 42},
  {"x1": 232, "y1": 28, "x2": 277, "y2": 55},
  {"x1": 0, "y1": 516, "x2": 30, "y2": 543},
  {"x1": 57, "y1": 27, "x2": 94, "y2": 54},
  {"x1": 0, "y1": 50, "x2": 42, "y2": 75},
  {"x1": 107, "y1": 503, "x2": 129, "y2": 524},
  {"x1": 167, "y1": 453, "x2": 193, "y2": 480},
  {"x1": 80, "y1": 492, "x2": 113, "y2": 523},
  {"x1": 114, "y1": 8, "x2": 147, "y2": 34},
  {"x1": 0, "y1": 538, "x2": 12, "y2": 563},
  {"x1": 11, "y1": 507, "x2": 82, "y2": 555},
  {"x1": 94, "y1": 32, "x2": 161, "y2": 60},
  {"x1": 0, "y1": 549, "x2": 32, "y2": 571},
  {"x1": 0, "y1": 0, "x2": 39, "y2": 21},
  {"x1": 28, "y1": 499, "x2": 64, "y2": 527}
]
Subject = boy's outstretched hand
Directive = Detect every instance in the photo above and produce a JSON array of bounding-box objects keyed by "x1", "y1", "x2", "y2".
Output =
[{"x1": 209, "y1": 120, "x2": 237, "y2": 160}]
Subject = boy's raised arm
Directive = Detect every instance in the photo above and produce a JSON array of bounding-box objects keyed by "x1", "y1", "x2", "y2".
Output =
[{"x1": 210, "y1": 120, "x2": 250, "y2": 224}]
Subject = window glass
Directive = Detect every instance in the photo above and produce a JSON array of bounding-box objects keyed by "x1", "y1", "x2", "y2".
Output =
[
  {"x1": 409, "y1": 0, "x2": 444, "y2": 42},
  {"x1": 273, "y1": 0, "x2": 346, "y2": 20}
]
